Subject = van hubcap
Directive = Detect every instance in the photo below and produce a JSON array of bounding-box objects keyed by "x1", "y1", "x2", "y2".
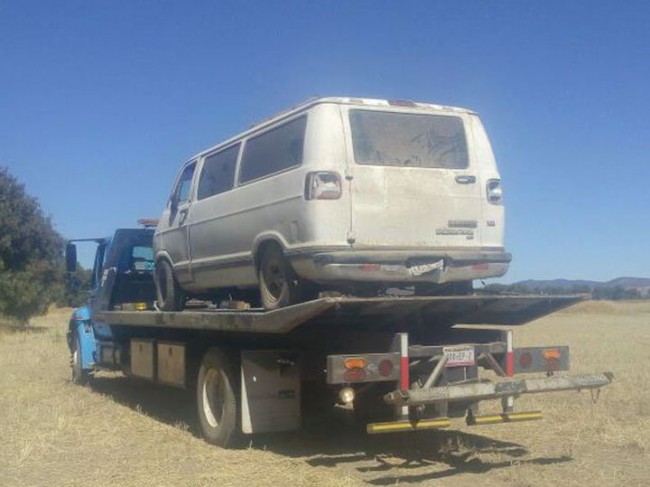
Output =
[{"x1": 263, "y1": 256, "x2": 286, "y2": 299}]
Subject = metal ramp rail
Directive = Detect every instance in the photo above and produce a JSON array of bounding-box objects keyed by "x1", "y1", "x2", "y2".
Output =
[{"x1": 94, "y1": 294, "x2": 586, "y2": 334}]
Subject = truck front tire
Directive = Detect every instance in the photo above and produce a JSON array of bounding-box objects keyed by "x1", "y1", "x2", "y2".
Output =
[
  {"x1": 196, "y1": 348, "x2": 240, "y2": 448},
  {"x1": 71, "y1": 337, "x2": 91, "y2": 385}
]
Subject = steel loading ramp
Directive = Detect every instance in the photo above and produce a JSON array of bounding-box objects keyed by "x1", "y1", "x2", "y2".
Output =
[{"x1": 94, "y1": 295, "x2": 586, "y2": 334}]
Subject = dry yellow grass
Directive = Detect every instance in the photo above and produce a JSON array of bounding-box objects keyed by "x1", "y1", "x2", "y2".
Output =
[{"x1": 1, "y1": 302, "x2": 649, "y2": 486}]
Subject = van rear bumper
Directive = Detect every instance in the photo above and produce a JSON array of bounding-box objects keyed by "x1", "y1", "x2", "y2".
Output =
[{"x1": 290, "y1": 249, "x2": 511, "y2": 284}]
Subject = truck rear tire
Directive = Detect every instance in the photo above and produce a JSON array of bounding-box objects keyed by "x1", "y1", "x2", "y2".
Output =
[
  {"x1": 258, "y1": 245, "x2": 301, "y2": 310},
  {"x1": 155, "y1": 259, "x2": 185, "y2": 311},
  {"x1": 196, "y1": 348, "x2": 240, "y2": 448}
]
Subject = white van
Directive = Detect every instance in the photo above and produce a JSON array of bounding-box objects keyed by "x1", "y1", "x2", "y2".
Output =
[{"x1": 153, "y1": 97, "x2": 510, "y2": 310}]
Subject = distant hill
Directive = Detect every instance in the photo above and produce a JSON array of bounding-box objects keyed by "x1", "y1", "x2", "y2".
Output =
[
  {"x1": 605, "y1": 277, "x2": 650, "y2": 288},
  {"x1": 481, "y1": 277, "x2": 650, "y2": 300},
  {"x1": 515, "y1": 277, "x2": 650, "y2": 290}
]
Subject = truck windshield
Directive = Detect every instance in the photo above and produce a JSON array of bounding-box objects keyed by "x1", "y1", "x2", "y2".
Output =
[{"x1": 349, "y1": 109, "x2": 468, "y2": 169}]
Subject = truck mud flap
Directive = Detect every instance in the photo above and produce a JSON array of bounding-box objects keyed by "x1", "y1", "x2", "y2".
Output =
[{"x1": 384, "y1": 372, "x2": 614, "y2": 407}]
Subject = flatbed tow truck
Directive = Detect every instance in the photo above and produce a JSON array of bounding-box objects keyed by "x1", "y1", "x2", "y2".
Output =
[{"x1": 65, "y1": 226, "x2": 612, "y2": 447}]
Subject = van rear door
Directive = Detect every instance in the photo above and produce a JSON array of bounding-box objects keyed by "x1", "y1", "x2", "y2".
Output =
[{"x1": 343, "y1": 108, "x2": 484, "y2": 251}]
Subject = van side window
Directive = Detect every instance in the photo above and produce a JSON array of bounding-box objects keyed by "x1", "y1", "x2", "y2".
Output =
[
  {"x1": 197, "y1": 144, "x2": 240, "y2": 200},
  {"x1": 239, "y1": 116, "x2": 307, "y2": 184},
  {"x1": 173, "y1": 162, "x2": 196, "y2": 205},
  {"x1": 349, "y1": 110, "x2": 469, "y2": 169}
]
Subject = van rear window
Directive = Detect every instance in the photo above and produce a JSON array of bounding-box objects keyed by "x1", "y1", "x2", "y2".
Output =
[
  {"x1": 349, "y1": 110, "x2": 468, "y2": 169},
  {"x1": 239, "y1": 116, "x2": 307, "y2": 184}
]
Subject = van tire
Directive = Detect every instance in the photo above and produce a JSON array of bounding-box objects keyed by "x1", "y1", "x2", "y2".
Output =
[
  {"x1": 258, "y1": 245, "x2": 301, "y2": 309},
  {"x1": 155, "y1": 259, "x2": 185, "y2": 311},
  {"x1": 196, "y1": 348, "x2": 241, "y2": 448}
]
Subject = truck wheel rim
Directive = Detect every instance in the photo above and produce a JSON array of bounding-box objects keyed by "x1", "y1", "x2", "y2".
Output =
[{"x1": 202, "y1": 369, "x2": 224, "y2": 428}]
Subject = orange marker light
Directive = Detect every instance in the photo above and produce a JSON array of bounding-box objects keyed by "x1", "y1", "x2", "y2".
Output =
[
  {"x1": 344, "y1": 357, "x2": 367, "y2": 370},
  {"x1": 543, "y1": 348, "x2": 561, "y2": 360}
]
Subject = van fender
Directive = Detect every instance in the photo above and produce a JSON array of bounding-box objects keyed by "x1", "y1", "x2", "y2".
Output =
[
  {"x1": 67, "y1": 307, "x2": 96, "y2": 370},
  {"x1": 154, "y1": 250, "x2": 174, "y2": 267},
  {"x1": 155, "y1": 250, "x2": 193, "y2": 284},
  {"x1": 252, "y1": 233, "x2": 293, "y2": 270}
]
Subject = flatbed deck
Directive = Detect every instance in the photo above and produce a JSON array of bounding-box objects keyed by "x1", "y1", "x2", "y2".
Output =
[{"x1": 94, "y1": 295, "x2": 586, "y2": 334}]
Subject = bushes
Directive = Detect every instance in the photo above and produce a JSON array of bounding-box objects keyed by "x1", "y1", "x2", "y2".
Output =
[{"x1": 0, "y1": 167, "x2": 64, "y2": 323}]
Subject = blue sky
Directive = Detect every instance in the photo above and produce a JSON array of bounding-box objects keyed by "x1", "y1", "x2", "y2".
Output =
[{"x1": 1, "y1": 1, "x2": 648, "y2": 282}]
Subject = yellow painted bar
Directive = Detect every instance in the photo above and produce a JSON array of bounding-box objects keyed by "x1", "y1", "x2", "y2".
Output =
[
  {"x1": 366, "y1": 418, "x2": 450, "y2": 434},
  {"x1": 468, "y1": 411, "x2": 543, "y2": 426}
]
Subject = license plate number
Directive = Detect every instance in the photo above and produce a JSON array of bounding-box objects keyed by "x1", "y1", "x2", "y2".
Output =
[{"x1": 443, "y1": 346, "x2": 475, "y2": 367}]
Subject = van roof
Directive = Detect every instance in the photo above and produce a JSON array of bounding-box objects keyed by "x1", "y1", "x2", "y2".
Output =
[{"x1": 191, "y1": 97, "x2": 476, "y2": 161}]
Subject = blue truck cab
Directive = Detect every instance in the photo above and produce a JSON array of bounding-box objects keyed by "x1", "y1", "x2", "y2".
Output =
[{"x1": 66, "y1": 227, "x2": 156, "y2": 383}]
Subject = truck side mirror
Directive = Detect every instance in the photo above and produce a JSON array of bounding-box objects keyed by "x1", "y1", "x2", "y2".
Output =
[{"x1": 65, "y1": 243, "x2": 77, "y2": 273}]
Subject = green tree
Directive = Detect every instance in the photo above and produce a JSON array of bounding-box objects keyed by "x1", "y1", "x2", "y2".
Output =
[
  {"x1": 0, "y1": 167, "x2": 64, "y2": 323},
  {"x1": 59, "y1": 265, "x2": 92, "y2": 308}
]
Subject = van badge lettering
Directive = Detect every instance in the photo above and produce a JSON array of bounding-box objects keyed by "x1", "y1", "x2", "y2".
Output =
[
  {"x1": 409, "y1": 260, "x2": 444, "y2": 276},
  {"x1": 448, "y1": 220, "x2": 477, "y2": 228},
  {"x1": 436, "y1": 228, "x2": 474, "y2": 236}
]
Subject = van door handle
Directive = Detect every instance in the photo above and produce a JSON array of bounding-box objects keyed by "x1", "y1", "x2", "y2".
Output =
[
  {"x1": 455, "y1": 175, "x2": 476, "y2": 184},
  {"x1": 178, "y1": 208, "x2": 189, "y2": 226}
]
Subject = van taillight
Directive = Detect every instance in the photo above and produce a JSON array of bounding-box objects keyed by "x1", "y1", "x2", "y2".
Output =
[
  {"x1": 305, "y1": 172, "x2": 342, "y2": 200},
  {"x1": 486, "y1": 179, "x2": 503, "y2": 205}
]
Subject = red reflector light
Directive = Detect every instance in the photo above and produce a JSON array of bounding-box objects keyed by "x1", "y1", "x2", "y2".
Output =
[
  {"x1": 472, "y1": 263, "x2": 489, "y2": 271},
  {"x1": 378, "y1": 359, "x2": 394, "y2": 377},
  {"x1": 344, "y1": 357, "x2": 367, "y2": 369},
  {"x1": 519, "y1": 352, "x2": 533, "y2": 368},
  {"x1": 358, "y1": 264, "x2": 380, "y2": 271},
  {"x1": 343, "y1": 368, "x2": 366, "y2": 382}
]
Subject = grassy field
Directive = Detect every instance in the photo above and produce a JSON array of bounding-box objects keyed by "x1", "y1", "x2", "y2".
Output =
[{"x1": 1, "y1": 302, "x2": 649, "y2": 486}]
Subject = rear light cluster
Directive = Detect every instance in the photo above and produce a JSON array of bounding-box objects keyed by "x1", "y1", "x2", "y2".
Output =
[
  {"x1": 542, "y1": 348, "x2": 561, "y2": 371},
  {"x1": 304, "y1": 171, "x2": 342, "y2": 200},
  {"x1": 342, "y1": 356, "x2": 395, "y2": 382},
  {"x1": 486, "y1": 179, "x2": 503, "y2": 205}
]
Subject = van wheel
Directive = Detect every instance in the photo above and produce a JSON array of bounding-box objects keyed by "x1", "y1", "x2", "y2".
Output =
[
  {"x1": 197, "y1": 348, "x2": 240, "y2": 448},
  {"x1": 155, "y1": 259, "x2": 185, "y2": 311},
  {"x1": 258, "y1": 246, "x2": 301, "y2": 309}
]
